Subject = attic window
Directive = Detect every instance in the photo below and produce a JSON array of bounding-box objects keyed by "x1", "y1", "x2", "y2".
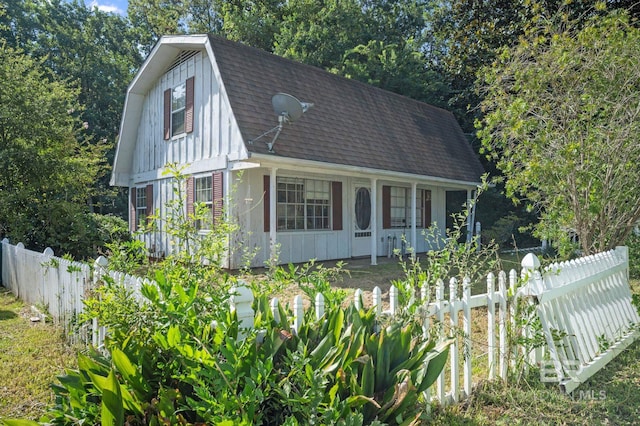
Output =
[{"x1": 166, "y1": 50, "x2": 199, "y2": 73}]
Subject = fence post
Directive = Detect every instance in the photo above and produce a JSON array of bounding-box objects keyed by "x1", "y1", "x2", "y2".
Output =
[
  {"x1": 230, "y1": 281, "x2": 254, "y2": 338},
  {"x1": 616, "y1": 246, "x2": 629, "y2": 280},
  {"x1": 389, "y1": 285, "x2": 398, "y2": 316},
  {"x1": 372, "y1": 286, "x2": 382, "y2": 316},
  {"x1": 521, "y1": 253, "x2": 543, "y2": 366},
  {"x1": 293, "y1": 295, "x2": 303, "y2": 335},
  {"x1": 270, "y1": 298, "x2": 280, "y2": 322},
  {"x1": 315, "y1": 293, "x2": 325, "y2": 321},
  {"x1": 354, "y1": 288, "x2": 363, "y2": 311}
]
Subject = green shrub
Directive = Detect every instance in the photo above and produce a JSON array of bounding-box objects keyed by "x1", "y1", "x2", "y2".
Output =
[
  {"x1": 626, "y1": 231, "x2": 640, "y2": 279},
  {"x1": 16, "y1": 269, "x2": 449, "y2": 425}
]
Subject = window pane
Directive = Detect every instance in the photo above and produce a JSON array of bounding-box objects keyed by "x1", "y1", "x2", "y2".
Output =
[
  {"x1": 195, "y1": 176, "x2": 213, "y2": 230},
  {"x1": 276, "y1": 177, "x2": 331, "y2": 230},
  {"x1": 172, "y1": 83, "x2": 185, "y2": 110},
  {"x1": 172, "y1": 110, "x2": 185, "y2": 135},
  {"x1": 135, "y1": 187, "x2": 147, "y2": 226},
  {"x1": 171, "y1": 83, "x2": 186, "y2": 136},
  {"x1": 354, "y1": 187, "x2": 371, "y2": 231},
  {"x1": 390, "y1": 187, "x2": 408, "y2": 228},
  {"x1": 195, "y1": 176, "x2": 213, "y2": 203}
]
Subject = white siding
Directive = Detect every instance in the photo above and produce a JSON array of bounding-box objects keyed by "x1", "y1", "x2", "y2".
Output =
[{"x1": 132, "y1": 51, "x2": 246, "y2": 181}]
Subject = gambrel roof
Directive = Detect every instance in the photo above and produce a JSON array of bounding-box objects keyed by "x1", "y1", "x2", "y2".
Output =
[
  {"x1": 210, "y1": 35, "x2": 483, "y2": 183},
  {"x1": 112, "y1": 34, "x2": 484, "y2": 186}
]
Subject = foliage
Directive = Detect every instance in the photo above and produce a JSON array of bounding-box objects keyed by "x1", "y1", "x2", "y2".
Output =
[
  {"x1": 35, "y1": 273, "x2": 451, "y2": 425},
  {"x1": 477, "y1": 8, "x2": 640, "y2": 257},
  {"x1": 0, "y1": 39, "x2": 110, "y2": 259},
  {"x1": 264, "y1": 259, "x2": 350, "y2": 311},
  {"x1": 1, "y1": 0, "x2": 144, "y2": 216},
  {"x1": 626, "y1": 231, "x2": 640, "y2": 280}
]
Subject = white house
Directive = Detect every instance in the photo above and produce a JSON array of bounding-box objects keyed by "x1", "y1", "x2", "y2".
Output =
[{"x1": 111, "y1": 34, "x2": 485, "y2": 269}]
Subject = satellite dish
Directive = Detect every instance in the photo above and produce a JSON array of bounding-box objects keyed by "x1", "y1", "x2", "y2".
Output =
[
  {"x1": 249, "y1": 93, "x2": 314, "y2": 153},
  {"x1": 272, "y1": 93, "x2": 313, "y2": 122}
]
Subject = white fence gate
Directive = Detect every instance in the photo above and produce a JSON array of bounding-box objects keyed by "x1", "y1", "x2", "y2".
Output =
[{"x1": 519, "y1": 246, "x2": 640, "y2": 393}]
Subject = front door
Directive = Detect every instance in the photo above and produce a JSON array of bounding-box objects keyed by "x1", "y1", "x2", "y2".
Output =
[{"x1": 352, "y1": 186, "x2": 371, "y2": 257}]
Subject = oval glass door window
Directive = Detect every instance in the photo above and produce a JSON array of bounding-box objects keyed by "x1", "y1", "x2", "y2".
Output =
[{"x1": 354, "y1": 187, "x2": 371, "y2": 230}]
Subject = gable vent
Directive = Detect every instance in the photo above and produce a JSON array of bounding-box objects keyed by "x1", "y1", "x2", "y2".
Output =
[{"x1": 166, "y1": 50, "x2": 199, "y2": 72}]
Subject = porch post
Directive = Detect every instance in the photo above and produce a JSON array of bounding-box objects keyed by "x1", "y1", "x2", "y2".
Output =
[
  {"x1": 411, "y1": 182, "x2": 417, "y2": 259},
  {"x1": 370, "y1": 178, "x2": 378, "y2": 266},
  {"x1": 270, "y1": 167, "x2": 278, "y2": 262}
]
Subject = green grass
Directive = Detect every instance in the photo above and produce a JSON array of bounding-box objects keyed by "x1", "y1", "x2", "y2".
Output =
[
  {"x1": 0, "y1": 288, "x2": 77, "y2": 421},
  {"x1": 428, "y1": 337, "x2": 640, "y2": 425}
]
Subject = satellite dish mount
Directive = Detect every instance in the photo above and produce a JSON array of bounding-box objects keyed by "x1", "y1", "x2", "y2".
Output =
[{"x1": 249, "y1": 93, "x2": 313, "y2": 153}]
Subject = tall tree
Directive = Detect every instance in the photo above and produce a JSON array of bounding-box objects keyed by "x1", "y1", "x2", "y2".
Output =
[
  {"x1": 477, "y1": 9, "x2": 640, "y2": 255},
  {"x1": 1, "y1": 0, "x2": 143, "y2": 214},
  {"x1": 0, "y1": 41, "x2": 105, "y2": 256}
]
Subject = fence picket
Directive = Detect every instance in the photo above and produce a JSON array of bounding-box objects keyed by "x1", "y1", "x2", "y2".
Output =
[
  {"x1": 449, "y1": 277, "x2": 459, "y2": 403},
  {"x1": 462, "y1": 276, "x2": 472, "y2": 399},
  {"x1": 498, "y1": 271, "x2": 508, "y2": 381},
  {"x1": 487, "y1": 273, "x2": 496, "y2": 380},
  {"x1": 435, "y1": 279, "x2": 446, "y2": 402}
]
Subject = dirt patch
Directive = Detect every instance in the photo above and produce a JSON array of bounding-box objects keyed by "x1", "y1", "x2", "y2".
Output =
[{"x1": 247, "y1": 256, "x2": 409, "y2": 309}]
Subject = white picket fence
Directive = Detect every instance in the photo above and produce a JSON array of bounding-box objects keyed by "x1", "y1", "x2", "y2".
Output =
[
  {"x1": 2, "y1": 238, "x2": 639, "y2": 403},
  {"x1": 519, "y1": 246, "x2": 640, "y2": 393},
  {"x1": 229, "y1": 270, "x2": 520, "y2": 405},
  {"x1": 0, "y1": 239, "x2": 92, "y2": 341}
]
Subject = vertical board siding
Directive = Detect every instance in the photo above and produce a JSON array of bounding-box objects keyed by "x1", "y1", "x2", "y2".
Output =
[{"x1": 134, "y1": 51, "x2": 232, "y2": 176}]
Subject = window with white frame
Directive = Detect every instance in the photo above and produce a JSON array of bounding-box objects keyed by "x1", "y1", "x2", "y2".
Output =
[
  {"x1": 135, "y1": 188, "x2": 147, "y2": 228},
  {"x1": 171, "y1": 82, "x2": 186, "y2": 136},
  {"x1": 195, "y1": 175, "x2": 213, "y2": 230},
  {"x1": 277, "y1": 177, "x2": 330, "y2": 230},
  {"x1": 390, "y1": 187, "x2": 429, "y2": 228}
]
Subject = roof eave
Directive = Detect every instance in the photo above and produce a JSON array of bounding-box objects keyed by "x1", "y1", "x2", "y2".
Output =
[{"x1": 247, "y1": 153, "x2": 482, "y2": 189}]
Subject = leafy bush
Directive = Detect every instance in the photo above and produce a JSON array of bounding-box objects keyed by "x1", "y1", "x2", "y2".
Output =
[
  {"x1": 6, "y1": 256, "x2": 450, "y2": 424},
  {"x1": 626, "y1": 231, "x2": 640, "y2": 279},
  {"x1": 11, "y1": 268, "x2": 449, "y2": 425}
]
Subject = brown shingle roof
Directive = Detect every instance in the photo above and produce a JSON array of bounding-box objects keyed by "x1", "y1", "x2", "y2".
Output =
[{"x1": 209, "y1": 35, "x2": 484, "y2": 183}]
